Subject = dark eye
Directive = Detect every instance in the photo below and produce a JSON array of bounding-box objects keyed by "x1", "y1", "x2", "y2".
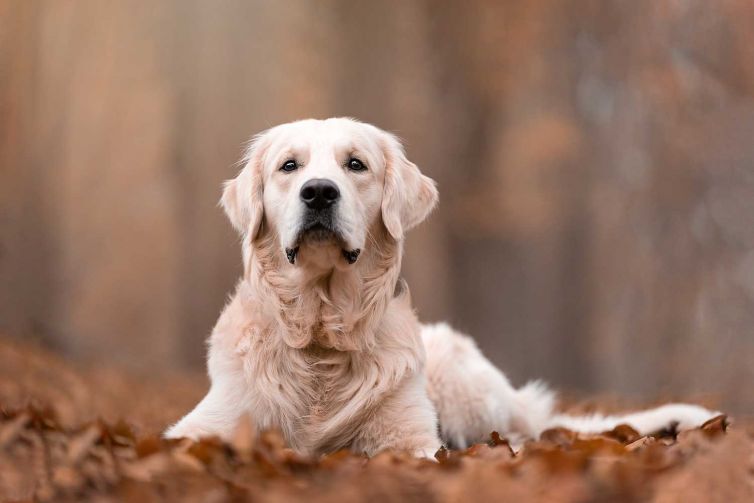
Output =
[
  {"x1": 347, "y1": 158, "x2": 367, "y2": 172},
  {"x1": 280, "y1": 160, "x2": 298, "y2": 172}
]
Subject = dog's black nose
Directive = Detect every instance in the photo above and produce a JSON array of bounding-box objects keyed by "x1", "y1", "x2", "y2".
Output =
[{"x1": 300, "y1": 178, "x2": 340, "y2": 210}]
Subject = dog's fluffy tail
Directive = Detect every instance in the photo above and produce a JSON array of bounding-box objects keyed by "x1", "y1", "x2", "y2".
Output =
[
  {"x1": 547, "y1": 403, "x2": 721, "y2": 436},
  {"x1": 514, "y1": 381, "x2": 720, "y2": 437},
  {"x1": 511, "y1": 380, "x2": 557, "y2": 438}
]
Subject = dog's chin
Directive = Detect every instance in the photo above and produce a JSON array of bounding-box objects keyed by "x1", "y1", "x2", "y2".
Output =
[
  {"x1": 300, "y1": 225, "x2": 340, "y2": 245},
  {"x1": 285, "y1": 225, "x2": 361, "y2": 266}
]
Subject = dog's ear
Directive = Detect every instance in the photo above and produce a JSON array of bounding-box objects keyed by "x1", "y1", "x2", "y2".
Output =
[
  {"x1": 380, "y1": 133, "x2": 439, "y2": 241},
  {"x1": 221, "y1": 135, "x2": 267, "y2": 240}
]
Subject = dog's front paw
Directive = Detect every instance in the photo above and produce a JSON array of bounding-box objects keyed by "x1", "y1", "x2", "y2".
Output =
[
  {"x1": 413, "y1": 444, "x2": 444, "y2": 461},
  {"x1": 164, "y1": 420, "x2": 210, "y2": 441}
]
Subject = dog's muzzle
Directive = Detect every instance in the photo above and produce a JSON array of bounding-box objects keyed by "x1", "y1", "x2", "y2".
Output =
[
  {"x1": 284, "y1": 179, "x2": 360, "y2": 265},
  {"x1": 284, "y1": 216, "x2": 361, "y2": 265}
]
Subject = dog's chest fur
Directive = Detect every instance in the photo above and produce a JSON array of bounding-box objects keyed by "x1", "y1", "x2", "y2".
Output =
[
  {"x1": 240, "y1": 338, "x2": 359, "y2": 452},
  {"x1": 271, "y1": 344, "x2": 352, "y2": 424},
  {"x1": 208, "y1": 279, "x2": 425, "y2": 454},
  {"x1": 225, "y1": 301, "x2": 422, "y2": 454}
]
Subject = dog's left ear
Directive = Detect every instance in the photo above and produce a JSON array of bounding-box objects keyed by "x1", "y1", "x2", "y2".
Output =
[
  {"x1": 221, "y1": 134, "x2": 268, "y2": 240},
  {"x1": 380, "y1": 133, "x2": 439, "y2": 241}
]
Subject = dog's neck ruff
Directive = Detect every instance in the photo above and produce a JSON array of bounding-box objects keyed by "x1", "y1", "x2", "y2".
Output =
[{"x1": 246, "y1": 232, "x2": 403, "y2": 352}]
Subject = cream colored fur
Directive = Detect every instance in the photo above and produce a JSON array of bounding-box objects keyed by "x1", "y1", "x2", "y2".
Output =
[{"x1": 165, "y1": 118, "x2": 720, "y2": 456}]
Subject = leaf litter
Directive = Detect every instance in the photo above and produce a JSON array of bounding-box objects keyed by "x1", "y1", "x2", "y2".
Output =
[{"x1": 0, "y1": 340, "x2": 751, "y2": 502}]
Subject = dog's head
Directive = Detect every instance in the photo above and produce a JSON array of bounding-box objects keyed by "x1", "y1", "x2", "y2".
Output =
[{"x1": 221, "y1": 118, "x2": 438, "y2": 270}]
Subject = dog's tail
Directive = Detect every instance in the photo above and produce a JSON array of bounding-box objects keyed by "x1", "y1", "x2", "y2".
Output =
[
  {"x1": 510, "y1": 380, "x2": 557, "y2": 438},
  {"x1": 513, "y1": 381, "x2": 721, "y2": 437},
  {"x1": 546, "y1": 403, "x2": 721, "y2": 436}
]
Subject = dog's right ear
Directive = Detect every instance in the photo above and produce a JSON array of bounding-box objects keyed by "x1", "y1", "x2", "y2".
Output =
[{"x1": 221, "y1": 135, "x2": 267, "y2": 240}]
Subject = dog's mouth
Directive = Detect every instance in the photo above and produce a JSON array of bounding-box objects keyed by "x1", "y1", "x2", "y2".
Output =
[{"x1": 285, "y1": 222, "x2": 360, "y2": 266}]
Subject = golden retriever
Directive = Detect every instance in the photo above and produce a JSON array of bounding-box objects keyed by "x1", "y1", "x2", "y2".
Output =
[{"x1": 165, "y1": 118, "x2": 719, "y2": 456}]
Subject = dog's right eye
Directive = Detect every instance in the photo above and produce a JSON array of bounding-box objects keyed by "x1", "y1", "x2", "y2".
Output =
[{"x1": 280, "y1": 160, "x2": 298, "y2": 173}]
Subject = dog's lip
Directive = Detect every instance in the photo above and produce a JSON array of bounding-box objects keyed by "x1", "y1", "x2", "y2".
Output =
[
  {"x1": 285, "y1": 224, "x2": 361, "y2": 265},
  {"x1": 303, "y1": 222, "x2": 334, "y2": 234},
  {"x1": 342, "y1": 249, "x2": 361, "y2": 264},
  {"x1": 296, "y1": 223, "x2": 341, "y2": 246},
  {"x1": 286, "y1": 247, "x2": 299, "y2": 264}
]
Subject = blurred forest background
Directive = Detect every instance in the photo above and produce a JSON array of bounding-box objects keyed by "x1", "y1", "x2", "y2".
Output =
[{"x1": 1, "y1": 0, "x2": 753, "y2": 415}]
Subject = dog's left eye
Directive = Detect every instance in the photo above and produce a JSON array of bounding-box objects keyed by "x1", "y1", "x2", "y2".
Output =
[
  {"x1": 280, "y1": 160, "x2": 298, "y2": 173},
  {"x1": 347, "y1": 158, "x2": 367, "y2": 172}
]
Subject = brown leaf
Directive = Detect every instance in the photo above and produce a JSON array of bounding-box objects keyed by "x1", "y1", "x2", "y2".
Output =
[
  {"x1": 66, "y1": 424, "x2": 101, "y2": 464},
  {"x1": 540, "y1": 427, "x2": 577, "y2": 446},
  {"x1": 434, "y1": 445, "x2": 450, "y2": 464},
  {"x1": 108, "y1": 419, "x2": 136, "y2": 447},
  {"x1": 603, "y1": 423, "x2": 641, "y2": 444},
  {"x1": 187, "y1": 436, "x2": 227, "y2": 465},
  {"x1": 230, "y1": 414, "x2": 256, "y2": 461},
  {"x1": 701, "y1": 415, "x2": 729, "y2": 437},
  {"x1": 0, "y1": 411, "x2": 29, "y2": 448},
  {"x1": 134, "y1": 435, "x2": 163, "y2": 458}
]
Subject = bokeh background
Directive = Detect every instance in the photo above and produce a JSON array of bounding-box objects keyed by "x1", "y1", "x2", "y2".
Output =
[{"x1": 1, "y1": 0, "x2": 753, "y2": 416}]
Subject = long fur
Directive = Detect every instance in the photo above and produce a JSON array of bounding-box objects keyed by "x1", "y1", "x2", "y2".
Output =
[{"x1": 165, "y1": 118, "x2": 720, "y2": 456}]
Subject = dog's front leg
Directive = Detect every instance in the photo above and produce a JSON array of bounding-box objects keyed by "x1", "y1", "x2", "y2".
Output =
[
  {"x1": 352, "y1": 375, "x2": 443, "y2": 459},
  {"x1": 164, "y1": 358, "x2": 248, "y2": 441}
]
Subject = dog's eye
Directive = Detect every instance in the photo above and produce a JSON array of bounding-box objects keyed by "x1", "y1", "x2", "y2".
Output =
[
  {"x1": 280, "y1": 160, "x2": 298, "y2": 173},
  {"x1": 347, "y1": 158, "x2": 367, "y2": 172}
]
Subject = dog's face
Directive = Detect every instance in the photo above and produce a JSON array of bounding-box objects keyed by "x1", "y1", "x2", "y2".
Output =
[{"x1": 222, "y1": 118, "x2": 438, "y2": 270}]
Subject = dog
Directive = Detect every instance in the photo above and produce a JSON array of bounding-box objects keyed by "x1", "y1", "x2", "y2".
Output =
[{"x1": 165, "y1": 118, "x2": 720, "y2": 456}]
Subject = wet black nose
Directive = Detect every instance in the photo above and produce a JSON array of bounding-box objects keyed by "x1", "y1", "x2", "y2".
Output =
[{"x1": 300, "y1": 178, "x2": 340, "y2": 210}]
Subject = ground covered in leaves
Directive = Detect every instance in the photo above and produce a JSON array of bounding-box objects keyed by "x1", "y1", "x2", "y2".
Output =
[{"x1": 1, "y1": 339, "x2": 752, "y2": 502}]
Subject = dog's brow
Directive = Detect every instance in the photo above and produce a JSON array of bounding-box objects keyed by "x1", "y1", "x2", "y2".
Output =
[
  {"x1": 335, "y1": 138, "x2": 372, "y2": 161},
  {"x1": 273, "y1": 144, "x2": 308, "y2": 166}
]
